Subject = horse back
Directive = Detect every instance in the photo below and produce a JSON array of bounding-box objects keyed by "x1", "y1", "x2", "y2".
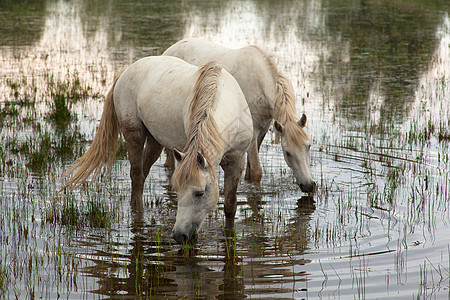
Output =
[
  {"x1": 113, "y1": 56, "x2": 198, "y2": 150},
  {"x1": 164, "y1": 39, "x2": 276, "y2": 132}
]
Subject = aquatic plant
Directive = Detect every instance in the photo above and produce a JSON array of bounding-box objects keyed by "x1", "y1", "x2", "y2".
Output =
[{"x1": 47, "y1": 89, "x2": 73, "y2": 127}]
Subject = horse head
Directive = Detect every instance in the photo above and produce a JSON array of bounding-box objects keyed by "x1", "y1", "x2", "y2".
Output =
[
  {"x1": 171, "y1": 149, "x2": 219, "y2": 244},
  {"x1": 274, "y1": 113, "x2": 316, "y2": 193}
]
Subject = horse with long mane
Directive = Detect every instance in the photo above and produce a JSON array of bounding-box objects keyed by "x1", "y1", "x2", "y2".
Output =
[
  {"x1": 164, "y1": 38, "x2": 315, "y2": 193},
  {"x1": 61, "y1": 56, "x2": 253, "y2": 244}
]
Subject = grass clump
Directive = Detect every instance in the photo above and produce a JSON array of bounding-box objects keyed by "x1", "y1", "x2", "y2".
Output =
[
  {"x1": 61, "y1": 197, "x2": 82, "y2": 227},
  {"x1": 47, "y1": 90, "x2": 73, "y2": 128},
  {"x1": 0, "y1": 100, "x2": 20, "y2": 123},
  {"x1": 25, "y1": 132, "x2": 52, "y2": 173},
  {"x1": 46, "y1": 73, "x2": 93, "y2": 128},
  {"x1": 10, "y1": 126, "x2": 85, "y2": 174},
  {"x1": 46, "y1": 196, "x2": 112, "y2": 229},
  {"x1": 0, "y1": 261, "x2": 9, "y2": 297},
  {"x1": 87, "y1": 200, "x2": 111, "y2": 228}
]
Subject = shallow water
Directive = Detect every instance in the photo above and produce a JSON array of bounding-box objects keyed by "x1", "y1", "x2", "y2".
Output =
[{"x1": 1, "y1": 0, "x2": 449, "y2": 299}]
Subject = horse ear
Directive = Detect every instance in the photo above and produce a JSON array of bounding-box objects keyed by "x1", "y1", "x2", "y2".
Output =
[
  {"x1": 274, "y1": 121, "x2": 283, "y2": 133},
  {"x1": 197, "y1": 152, "x2": 208, "y2": 170},
  {"x1": 173, "y1": 148, "x2": 185, "y2": 163},
  {"x1": 298, "y1": 114, "x2": 307, "y2": 128}
]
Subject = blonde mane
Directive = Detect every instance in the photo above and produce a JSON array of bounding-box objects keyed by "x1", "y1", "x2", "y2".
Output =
[
  {"x1": 171, "y1": 61, "x2": 225, "y2": 190},
  {"x1": 250, "y1": 46, "x2": 309, "y2": 145}
]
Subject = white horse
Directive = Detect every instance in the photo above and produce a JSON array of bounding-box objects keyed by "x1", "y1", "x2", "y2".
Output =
[
  {"x1": 164, "y1": 38, "x2": 316, "y2": 193},
  {"x1": 61, "y1": 56, "x2": 253, "y2": 244}
]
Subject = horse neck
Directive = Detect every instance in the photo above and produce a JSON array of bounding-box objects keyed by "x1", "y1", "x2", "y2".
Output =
[{"x1": 246, "y1": 46, "x2": 298, "y2": 125}]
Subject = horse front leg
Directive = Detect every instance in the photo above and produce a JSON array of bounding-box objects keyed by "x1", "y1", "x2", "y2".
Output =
[
  {"x1": 163, "y1": 148, "x2": 175, "y2": 170},
  {"x1": 244, "y1": 139, "x2": 263, "y2": 185},
  {"x1": 222, "y1": 157, "x2": 245, "y2": 235},
  {"x1": 245, "y1": 122, "x2": 270, "y2": 184}
]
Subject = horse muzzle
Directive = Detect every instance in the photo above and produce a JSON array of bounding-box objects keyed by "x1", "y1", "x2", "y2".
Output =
[
  {"x1": 172, "y1": 225, "x2": 199, "y2": 244},
  {"x1": 299, "y1": 181, "x2": 316, "y2": 193}
]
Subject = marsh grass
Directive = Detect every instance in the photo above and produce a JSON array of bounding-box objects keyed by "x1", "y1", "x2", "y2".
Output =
[
  {"x1": 10, "y1": 127, "x2": 85, "y2": 173},
  {"x1": 45, "y1": 193, "x2": 116, "y2": 229},
  {"x1": 46, "y1": 74, "x2": 93, "y2": 127},
  {"x1": 24, "y1": 132, "x2": 52, "y2": 173},
  {"x1": 86, "y1": 199, "x2": 112, "y2": 228},
  {"x1": 0, "y1": 100, "x2": 20, "y2": 123},
  {"x1": 47, "y1": 90, "x2": 73, "y2": 127},
  {"x1": 0, "y1": 261, "x2": 9, "y2": 297},
  {"x1": 116, "y1": 137, "x2": 128, "y2": 159}
]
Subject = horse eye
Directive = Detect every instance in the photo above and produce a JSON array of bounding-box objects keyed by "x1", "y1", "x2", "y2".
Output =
[
  {"x1": 307, "y1": 145, "x2": 311, "y2": 151},
  {"x1": 194, "y1": 191, "x2": 204, "y2": 198},
  {"x1": 285, "y1": 151, "x2": 291, "y2": 157}
]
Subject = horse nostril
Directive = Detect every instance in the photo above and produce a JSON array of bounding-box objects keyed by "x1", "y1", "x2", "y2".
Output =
[{"x1": 299, "y1": 183, "x2": 306, "y2": 191}]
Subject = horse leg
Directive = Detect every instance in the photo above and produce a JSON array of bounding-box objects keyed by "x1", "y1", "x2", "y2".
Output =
[
  {"x1": 257, "y1": 122, "x2": 270, "y2": 150},
  {"x1": 244, "y1": 122, "x2": 270, "y2": 184},
  {"x1": 244, "y1": 139, "x2": 263, "y2": 185},
  {"x1": 122, "y1": 125, "x2": 146, "y2": 207},
  {"x1": 163, "y1": 148, "x2": 175, "y2": 170},
  {"x1": 222, "y1": 157, "x2": 245, "y2": 234},
  {"x1": 143, "y1": 133, "x2": 163, "y2": 179}
]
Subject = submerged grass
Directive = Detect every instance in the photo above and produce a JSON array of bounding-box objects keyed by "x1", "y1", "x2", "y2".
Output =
[
  {"x1": 46, "y1": 73, "x2": 95, "y2": 127},
  {"x1": 0, "y1": 261, "x2": 9, "y2": 297},
  {"x1": 86, "y1": 199, "x2": 112, "y2": 228},
  {"x1": 8, "y1": 127, "x2": 86, "y2": 174},
  {"x1": 45, "y1": 195, "x2": 115, "y2": 229},
  {"x1": 47, "y1": 90, "x2": 73, "y2": 127}
]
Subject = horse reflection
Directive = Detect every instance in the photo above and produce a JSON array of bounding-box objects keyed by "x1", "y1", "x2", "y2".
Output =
[
  {"x1": 290, "y1": 195, "x2": 317, "y2": 251},
  {"x1": 80, "y1": 195, "x2": 316, "y2": 298}
]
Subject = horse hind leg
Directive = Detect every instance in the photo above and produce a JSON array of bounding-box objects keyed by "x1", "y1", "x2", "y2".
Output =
[
  {"x1": 122, "y1": 123, "x2": 147, "y2": 207},
  {"x1": 257, "y1": 122, "x2": 270, "y2": 150}
]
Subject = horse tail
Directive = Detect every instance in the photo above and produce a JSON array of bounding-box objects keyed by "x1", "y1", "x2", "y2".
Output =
[{"x1": 60, "y1": 76, "x2": 121, "y2": 193}]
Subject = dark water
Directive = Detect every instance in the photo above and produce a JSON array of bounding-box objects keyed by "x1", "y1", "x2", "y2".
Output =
[{"x1": 1, "y1": 0, "x2": 449, "y2": 298}]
